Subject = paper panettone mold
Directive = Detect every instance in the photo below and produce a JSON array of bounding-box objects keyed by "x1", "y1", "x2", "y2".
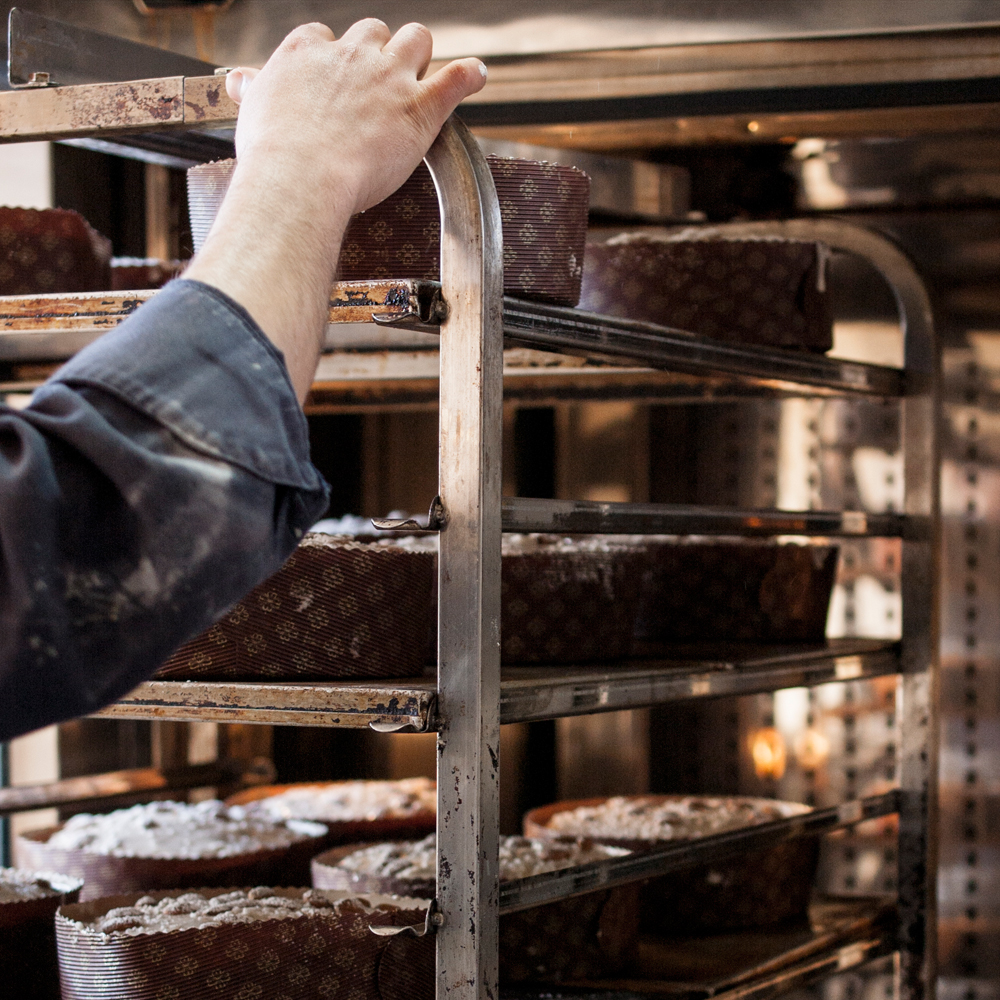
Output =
[
  {"x1": 226, "y1": 778, "x2": 437, "y2": 846},
  {"x1": 400, "y1": 533, "x2": 648, "y2": 665},
  {"x1": 0, "y1": 868, "x2": 83, "y2": 1000},
  {"x1": 0, "y1": 207, "x2": 111, "y2": 295},
  {"x1": 579, "y1": 231, "x2": 833, "y2": 352},
  {"x1": 55, "y1": 887, "x2": 431, "y2": 1000},
  {"x1": 525, "y1": 795, "x2": 820, "y2": 934},
  {"x1": 156, "y1": 534, "x2": 435, "y2": 681},
  {"x1": 14, "y1": 800, "x2": 328, "y2": 901},
  {"x1": 188, "y1": 155, "x2": 591, "y2": 306},
  {"x1": 312, "y1": 835, "x2": 640, "y2": 983},
  {"x1": 636, "y1": 540, "x2": 838, "y2": 644},
  {"x1": 499, "y1": 535, "x2": 648, "y2": 664}
]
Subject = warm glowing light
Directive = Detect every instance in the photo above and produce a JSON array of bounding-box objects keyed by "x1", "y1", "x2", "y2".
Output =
[
  {"x1": 794, "y1": 727, "x2": 831, "y2": 771},
  {"x1": 749, "y1": 727, "x2": 786, "y2": 780},
  {"x1": 747, "y1": 120, "x2": 760, "y2": 133}
]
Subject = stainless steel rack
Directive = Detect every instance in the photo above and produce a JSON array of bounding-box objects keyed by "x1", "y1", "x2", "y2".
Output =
[
  {"x1": 0, "y1": 75, "x2": 939, "y2": 1000},
  {"x1": 94, "y1": 638, "x2": 900, "y2": 730}
]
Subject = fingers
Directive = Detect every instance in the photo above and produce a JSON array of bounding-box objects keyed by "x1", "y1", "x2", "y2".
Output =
[
  {"x1": 421, "y1": 57, "x2": 488, "y2": 118},
  {"x1": 225, "y1": 66, "x2": 259, "y2": 104},
  {"x1": 283, "y1": 22, "x2": 336, "y2": 46},
  {"x1": 383, "y1": 22, "x2": 434, "y2": 79},
  {"x1": 339, "y1": 17, "x2": 392, "y2": 47}
]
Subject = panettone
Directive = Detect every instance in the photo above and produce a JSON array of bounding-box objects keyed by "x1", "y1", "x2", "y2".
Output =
[
  {"x1": 312, "y1": 834, "x2": 638, "y2": 983},
  {"x1": 526, "y1": 795, "x2": 820, "y2": 934},
  {"x1": 56, "y1": 887, "x2": 431, "y2": 1000},
  {"x1": 189, "y1": 155, "x2": 590, "y2": 306},
  {"x1": 14, "y1": 799, "x2": 327, "y2": 900}
]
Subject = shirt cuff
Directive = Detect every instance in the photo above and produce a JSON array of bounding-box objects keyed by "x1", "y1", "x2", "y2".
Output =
[{"x1": 41, "y1": 279, "x2": 324, "y2": 492}]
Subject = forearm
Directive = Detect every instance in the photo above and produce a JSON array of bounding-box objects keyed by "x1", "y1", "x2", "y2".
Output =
[
  {"x1": 184, "y1": 162, "x2": 353, "y2": 403},
  {"x1": 182, "y1": 19, "x2": 485, "y2": 400},
  {"x1": 0, "y1": 281, "x2": 329, "y2": 741}
]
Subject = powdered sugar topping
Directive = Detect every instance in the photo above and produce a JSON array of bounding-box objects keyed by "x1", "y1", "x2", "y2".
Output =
[{"x1": 44, "y1": 800, "x2": 327, "y2": 859}]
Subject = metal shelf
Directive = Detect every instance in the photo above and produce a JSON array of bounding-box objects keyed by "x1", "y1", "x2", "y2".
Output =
[
  {"x1": 501, "y1": 497, "x2": 917, "y2": 538},
  {"x1": 500, "y1": 640, "x2": 901, "y2": 724},
  {"x1": 95, "y1": 639, "x2": 899, "y2": 729},
  {"x1": 94, "y1": 677, "x2": 438, "y2": 731},
  {"x1": 501, "y1": 297, "x2": 906, "y2": 398},
  {"x1": 501, "y1": 897, "x2": 895, "y2": 1000},
  {"x1": 500, "y1": 792, "x2": 898, "y2": 913},
  {"x1": 0, "y1": 281, "x2": 906, "y2": 398}
]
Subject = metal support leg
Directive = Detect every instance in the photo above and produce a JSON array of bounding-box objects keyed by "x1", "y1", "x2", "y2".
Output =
[
  {"x1": 722, "y1": 219, "x2": 940, "y2": 1000},
  {"x1": 426, "y1": 117, "x2": 504, "y2": 1000}
]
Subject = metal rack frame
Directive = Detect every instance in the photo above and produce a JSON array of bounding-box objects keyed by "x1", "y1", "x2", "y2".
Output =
[{"x1": 0, "y1": 82, "x2": 940, "y2": 1000}]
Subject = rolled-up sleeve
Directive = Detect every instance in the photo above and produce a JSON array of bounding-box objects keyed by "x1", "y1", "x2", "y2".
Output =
[{"x1": 0, "y1": 279, "x2": 329, "y2": 740}]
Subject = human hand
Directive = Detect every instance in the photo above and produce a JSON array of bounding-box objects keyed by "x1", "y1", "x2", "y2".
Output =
[{"x1": 223, "y1": 19, "x2": 487, "y2": 218}]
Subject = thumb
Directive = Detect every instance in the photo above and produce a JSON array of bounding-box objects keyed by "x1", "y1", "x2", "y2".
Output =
[{"x1": 226, "y1": 66, "x2": 260, "y2": 104}]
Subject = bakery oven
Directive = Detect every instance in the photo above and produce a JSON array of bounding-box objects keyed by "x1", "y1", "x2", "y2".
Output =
[{"x1": 0, "y1": 2, "x2": 996, "y2": 999}]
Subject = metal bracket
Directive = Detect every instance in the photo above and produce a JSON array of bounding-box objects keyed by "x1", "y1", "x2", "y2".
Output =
[
  {"x1": 372, "y1": 495, "x2": 447, "y2": 533},
  {"x1": 371, "y1": 288, "x2": 448, "y2": 333},
  {"x1": 369, "y1": 899, "x2": 444, "y2": 937}
]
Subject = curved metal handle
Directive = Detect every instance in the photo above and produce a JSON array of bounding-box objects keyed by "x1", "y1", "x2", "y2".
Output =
[{"x1": 421, "y1": 115, "x2": 504, "y2": 1000}]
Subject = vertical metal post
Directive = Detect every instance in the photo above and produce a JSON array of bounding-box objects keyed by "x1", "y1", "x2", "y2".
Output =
[
  {"x1": 896, "y1": 261, "x2": 940, "y2": 1000},
  {"x1": 0, "y1": 741, "x2": 9, "y2": 867},
  {"x1": 425, "y1": 117, "x2": 504, "y2": 1000},
  {"x1": 722, "y1": 219, "x2": 940, "y2": 999}
]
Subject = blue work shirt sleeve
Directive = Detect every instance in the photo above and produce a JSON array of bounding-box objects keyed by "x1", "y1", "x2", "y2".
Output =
[{"x1": 0, "y1": 279, "x2": 330, "y2": 740}]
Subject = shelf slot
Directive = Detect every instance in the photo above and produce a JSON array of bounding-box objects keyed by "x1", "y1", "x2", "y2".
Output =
[
  {"x1": 498, "y1": 791, "x2": 899, "y2": 914},
  {"x1": 502, "y1": 497, "x2": 918, "y2": 538}
]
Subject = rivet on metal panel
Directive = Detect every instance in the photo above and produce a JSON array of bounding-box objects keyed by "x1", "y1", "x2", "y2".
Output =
[
  {"x1": 842, "y1": 511, "x2": 869, "y2": 534},
  {"x1": 835, "y1": 656, "x2": 865, "y2": 680}
]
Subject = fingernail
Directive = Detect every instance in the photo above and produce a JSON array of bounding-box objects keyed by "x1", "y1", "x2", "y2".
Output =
[
  {"x1": 478, "y1": 61, "x2": 488, "y2": 80},
  {"x1": 238, "y1": 72, "x2": 251, "y2": 101},
  {"x1": 227, "y1": 68, "x2": 248, "y2": 101}
]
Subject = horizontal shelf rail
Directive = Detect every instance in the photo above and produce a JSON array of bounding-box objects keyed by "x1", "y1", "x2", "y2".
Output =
[
  {"x1": 500, "y1": 639, "x2": 901, "y2": 724},
  {"x1": 500, "y1": 898, "x2": 896, "y2": 1000},
  {"x1": 499, "y1": 791, "x2": 899, "y2": 914},
  {"x1": 0, "y1": 760, "x2": 256, "y2": 816},
  {"x1": 501, "y1": 297, "x2": 907, "y2": 398},
  {"x1": 94, "y1": 678, "x2": 437, "y2": 731},
  {"x1": 0, "y1": 283, "x2": 907, "y2": 399},
  {"x1": 96, "y1": 639, "x2": 899, "y2": 729},
  {"x1": 502, "y1": 497, "x2": 920, "y2": 538}
]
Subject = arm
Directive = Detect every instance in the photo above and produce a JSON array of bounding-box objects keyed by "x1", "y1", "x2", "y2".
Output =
[
  {"x1": 186, "y1": 19, "x2": 487, "y2": 400},
  {"x1": 0, "y1": 21, "x2": 485, "y2": 740}
]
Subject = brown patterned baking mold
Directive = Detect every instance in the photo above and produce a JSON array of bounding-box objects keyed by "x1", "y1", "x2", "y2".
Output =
[
  {"x1": 419, "y1": 536, "x2": 649, "y2": 665},
  {"x1": 14, "y1": 824, "x2": 327, "y2": 902},
  {"x1": 188, "y1": 155, "x2": 591, "y2": 306},
  {"x1": 155, "y1": 534, "x2": 435, "y2": 681},
  {"x1": 225, "y1": 781, "x2": 436, "y2": 847},
  {"x1": 636, "y1": 540, "x2": 838, "y2": 644},
  {"x1": 0, "y1": 869, "x2": 83, "y2": 1000},
  {"x1": 0, "y1": 206, "x2": 112, "y2": 295},
  {"x1": 312, "y1": 841, "x2": 640, "y2": 983},
  {"x1": 55, "y1": 888, "x2": 431, "y2": 1000},
  {"x1": 525, "y1": 796, "x2": 820, "y2": 934},
  {"x1": 579, "y1": 232, "x2": 833, "y2": 352},
  {"x1": 500, "y1": 542, "x2": 648, "y2": 663}
]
